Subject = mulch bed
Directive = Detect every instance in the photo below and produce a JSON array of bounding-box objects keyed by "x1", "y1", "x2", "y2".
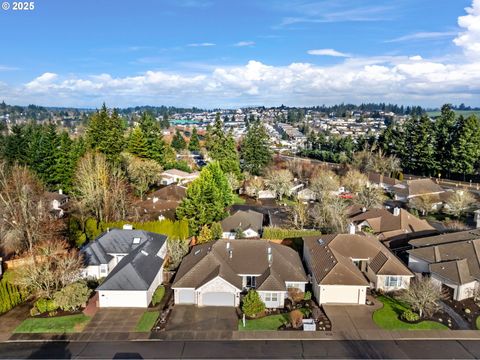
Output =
[
  {"x1": 444, "y1": 297, "x2": 480, "y2": 329},
  {"x1": 33, "y1": 309, "x2": 84, "y2": 319},
  {"x1": 152, "y1": 290, "x2": 174, "y2": 332}
]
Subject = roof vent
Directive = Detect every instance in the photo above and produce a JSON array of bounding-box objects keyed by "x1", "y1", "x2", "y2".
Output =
[
  {"x1": 229, "y1": 249, "x2": 233, "y2": 259},
  {"x1": 317, "y1": 239, "x2": 324, "y2": 245},
  {"x1": 133, "y1": 237, "x2": 141, "y2": 244},
  {"x1": 267, "y1": 246, "x2": 272, "y2": 254},
  {"x1": 226, "y1": 242, "x2": 231, "y2": 250},
  {"x1": 123, "y1": 224, "x2": 133, "y2": 230},
  {"x1": 141, "y1": 250, "x2": 149, "y2": 256},
  {"x1": 194, "y1": 249, "x2": 201, "y2": 255}
]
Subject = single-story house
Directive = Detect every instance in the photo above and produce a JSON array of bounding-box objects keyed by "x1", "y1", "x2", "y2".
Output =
[
  {"x1": 221, "y1": 210, "x2": 264, "y2": 239},
  {"x1": 160, "y1": 169, "x2": 199, "y2": 185},
  {"x1": 297, "y1": 188, "x2": 316, "y2": 202},
  {"x1": 134, "y1": 185, "x2": 186, "y2": 221},
  {"x1": 367, "y1": 172, "x2": 400, "y2": 190},
  {"x1": 44, "y1": 190, "x2": 69, "y2": 218},
  {"x1": 81, "y1": 227, "x2": 167, "y2": 280},
  {"x1": 408, "y1": 230, "x2": 480, "y2": 301},
  {"x1": 303, "y1": 233, "x2": 413, "y2": 305},
  {"x1": 97, "y1": 236, "x2": 167, "y2": 308},
  {"x1": 349, "y1": 207, "x2": 437, "y2": 249},
  {"x1": 172, "y1": 239, "x2": 308, "y2": 308},
  {"x1": 392, "y1": 179, "x2": 445, "y2": 203}
]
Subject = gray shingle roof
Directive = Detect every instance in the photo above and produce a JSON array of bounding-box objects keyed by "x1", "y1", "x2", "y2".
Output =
[
  {"x1": 81, "y1": 229, "x2": 165, "y2": 266},
  {"x1": 97, "y1": 233, "x2": 167, "y2": 291}
]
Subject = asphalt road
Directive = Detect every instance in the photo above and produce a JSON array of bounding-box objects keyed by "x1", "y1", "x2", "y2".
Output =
[{"x1": 1, "y1": 340, "x2": 480, "y2": 359}]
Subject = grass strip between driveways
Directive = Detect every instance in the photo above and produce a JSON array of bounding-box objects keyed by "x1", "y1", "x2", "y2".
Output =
[
  {"x1": 15, "y1": 314, "x2": 91, "y2": 333},
  {"x1": 135, "y1": 311, "x2": 159, "y2": 332},
  {"x1": 238, "y1": 313, "x2": 289, "y2": 331},
  {"x1": 373, "y1": 295, "x2": 448, "y2": 330}
]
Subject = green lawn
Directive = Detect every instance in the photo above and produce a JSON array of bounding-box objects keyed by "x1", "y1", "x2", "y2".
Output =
[
  {"x1": 373, "y1": 295, "x2": 448, "y2": 330},
  {"x1": 476, "y1": 316, "x2": 480, "y2": 330},
  {"x1": 232, "y1": 194, "x2": 246, "y2": 205},
  {"x1": 238, "y1": 313, "x2": 289, "y2": 331},
  {"x1": 135, "y1": 311, "x2": 159, "y2": 332},
  {"x1": 15, "y1": 314, "x2": 91, "y2": 334}
]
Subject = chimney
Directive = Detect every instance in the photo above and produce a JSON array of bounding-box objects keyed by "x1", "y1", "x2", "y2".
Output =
[
  {"x1": 229, "y1": 249, "x2": 233, "y2": 259},
  {"x1": 58, "y1": 189, "x2": 63, "y2": 195},
  {"x1": 348, "y1": 223, "x2": 356, "y2": 235},
  {"x1": 361, "y1": 207, "x2": 366, "y2": 213},
  {"x1": 268, "y1": 253, "x2": 273, "y2": 266},
  {"x1": 393, "y1": 207, "x2": 401, "y2": 216},
  {"x1": 226, "y1": 242, "x2": 231, "y2": 250},
  {"x1": 475, "y1": 210, "x2": 480, "y2": 229}
]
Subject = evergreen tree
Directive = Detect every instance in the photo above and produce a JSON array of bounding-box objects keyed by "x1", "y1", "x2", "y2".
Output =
[
  {"x1": 2, "y1": 125, "x2": 28, "y2": 165},
  {"x1": 171, "y1": 129, "x2": 187, "y2": 152},
  {"x1": 176, "y1": 161, "x2": 233, "y2": 234},
  {"x1": 240, "y1": 120, "x2": 272, "y2": 175},
  {"x1": 435, "y1": 104, "x2": 456, "y2": 175},
  {"x1": 188, "y1": 127, "x2": 200, "y2": 152},
  {"x1": 52, "y1": 131, "x2": 75, "y2": 192},
  {"x1": 138, "y1": 112, "x2": 170, "y2": 166},
  {"x1": 402, "y1": 115, "x2": 437, "y2": 175},
  {"x1": 450, "y1": 115, "x2": 480, "y2": 179},
  {"x1": 128, "y1": 126, "x2": 148, "y2": 157}
]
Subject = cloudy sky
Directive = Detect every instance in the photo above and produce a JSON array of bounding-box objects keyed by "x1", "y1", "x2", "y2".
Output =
[{"x1": 0, "y1": 0, "x2": 479, "y2": 108}]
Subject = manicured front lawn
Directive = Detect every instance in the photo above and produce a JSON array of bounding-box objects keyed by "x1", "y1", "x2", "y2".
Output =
[
  {"x1": 135, "y1": 311, "x2": 159, "y2": 332},
  {"x1": 238, "y1": 313, "x2": 289, "y2": 331},
  {"x1": 373, "y1": 295, "x2": 448, "y2": 330},
  {"x1": 15, "y1": 314, "x2": 91, "y2": 333}
]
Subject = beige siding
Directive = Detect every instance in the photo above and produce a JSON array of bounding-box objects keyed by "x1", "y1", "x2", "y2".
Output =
[{"x1": 319, "y1": 285, "x2": 367, "y2": 304}]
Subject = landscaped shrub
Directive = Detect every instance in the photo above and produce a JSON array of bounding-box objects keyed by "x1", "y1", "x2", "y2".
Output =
[
  {"x1": 99, "y1": 219, "x2": 190, "y2": 240},
  {"x1": 0, "y1": 278, "x2": 25, "y2": 315},
  {"x1": 290, "y1": 310, "x2": 303, "y2": 329},
  {"x1": 401, "y1": 309, "x2": 420, "y2": 322},
  {"x1": 242, "y1": 290, "x2": 265, "y2": 317},
  {"x1": 53, "y1": 282, "x2": 92, "y2": 312},
  {"x1": 34, "y1": 298, "x2": 58, "y2": 314},
  {"x1": 288, "y1": 288, "x2": 305, "y2": 304},
  {"x1": 262, "y1": 227, "x2": 321, "y2": 240},
  {"x1": 152, "y1": 285, "x2": 165, "y2": 306},
  {"x1": 303, "y1": 291, "x2": 312, "y2": 301}
]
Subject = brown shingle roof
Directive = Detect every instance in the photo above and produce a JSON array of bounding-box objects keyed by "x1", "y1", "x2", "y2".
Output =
[
  {"x1": 430, "y1": 259, "x2": 475, "y2": 285},
  {"x1": 303, "y1": 234, "x2": 412, "y2": 286},
  {"x1": 172, "y1": 239, "x2": 307, "y2": 291},
  {"x1": 409, "y1": 229, "x2": 480, "y2": 248},
  {"x1": 221, "y1": 210, "x2": 264, "y2": 233}
]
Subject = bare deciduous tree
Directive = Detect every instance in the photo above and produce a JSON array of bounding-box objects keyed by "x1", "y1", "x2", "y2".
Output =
[
  {"x1": 167, "y1": 238, "x2": 189, "y2": 270},
  {"x1": 12, "y1": 240, "x2": 83, "y2": 299},
  {"x1": 310, "y1": 195, "x2": 348, "y2": 233},
  {"x1": 244, "y1": 176, "x2": 264, "y2": 200},
  {"x1": 122, "y1": 153, "x2": 163, "y2": 199},
  {"x1": 409, "y1": 195, "x2": 438, "y2": 216},
  {"x1": 342, "y1": 169, "x2": 369, "y2": 194},
  {"x1": 265, "y1": 169, "x2": 293, "y2": 201},
  {"x1": 356, "y1": 185, "x2": 385, "y2": 209},
  {"x1": 444, "y1": 190, "x2": 476, "y2": 217},
  {"x1": 0, "y1": 163, "x2": 63, "y2": 255},
  {"x1": 73, "y1": 152, "x2": 129, "y2": 223},
  {"x1": 398, "y1": 275, "x2": 444, "y2": 318},
  {"x1": 225, "y1": 172, "x2": 241, "y2": 192},
  {"x1": 352, "y1": 148, "x2": 401, "y2": 177},
  {"x1": 310, "y1": 169, "x2": 340, "y2": 201},
  {"x1": 290, "y1": 200, "x2": 309, "y2": 229}
]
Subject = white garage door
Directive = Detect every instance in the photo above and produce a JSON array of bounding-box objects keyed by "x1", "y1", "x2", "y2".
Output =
[
  {"x1": 178, "y1": 289, "x2": 195, "y2": 304},
  {"x1": 202, "y1": 292, "x2": 235, "y2": 306},
  {"x1": 321, "y1": 286, "x2": 363, "y2": 304}
]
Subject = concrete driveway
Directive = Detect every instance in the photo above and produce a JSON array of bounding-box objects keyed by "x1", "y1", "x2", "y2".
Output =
[
  {"x1": 323, "y1": 302, "x2": 381, "y2": 338},
  {"x1": 166, "y1": 305, "x2": 238, "y2": 331},
  {"x1": 83, "y1": 308, "x2": 146, "y2": 333}
]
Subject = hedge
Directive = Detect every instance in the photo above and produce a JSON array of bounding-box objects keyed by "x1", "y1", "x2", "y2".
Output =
[
  {"x1": 262, "y1": 227, "x2": 321, "y2": 240},
  {"x1": 100, "y1": 219, "x2": 190, "y2": 240},
  {"x1": 0, "y1": 278, "x2": 25, "y2": 315}
]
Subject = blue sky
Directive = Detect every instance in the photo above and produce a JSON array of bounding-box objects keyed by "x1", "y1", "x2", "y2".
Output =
[{"x1": 0, "y1": 0, "x2": 479, "y2": 108}]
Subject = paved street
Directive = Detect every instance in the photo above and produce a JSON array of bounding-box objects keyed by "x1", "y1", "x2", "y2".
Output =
[{"x1": 1, "y1": 340, "x2": 480, "y2": 359}]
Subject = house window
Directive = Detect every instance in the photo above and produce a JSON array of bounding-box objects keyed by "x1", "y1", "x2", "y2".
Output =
[
  {"x1": 264, "y1": 292, "x2": 278, "y2": 302},
  {"x1": 246, "y1": 276, "x2": 256, "y2": 289},
  {"x1": 100, "y1": 265, "x2": 107, "y2": 274},
  {"x1": 385, "y1": 276, "x2": 401, "y2": 287}
]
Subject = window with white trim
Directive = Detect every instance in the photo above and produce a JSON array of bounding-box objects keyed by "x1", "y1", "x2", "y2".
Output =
[
  {"x1": 384, "y1": 276, "x2": 401, "y2": 287},
  {"x1": 264, "y1": 292, "x2": 278, "y2": 302},
  {"x1": 246, "y1": 276, "x2": 256, "y2": 289}
]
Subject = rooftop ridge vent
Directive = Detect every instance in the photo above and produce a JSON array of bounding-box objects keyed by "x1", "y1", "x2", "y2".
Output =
[{"x1": 141, "y1": 250, "x2": 149, "y2": 256}]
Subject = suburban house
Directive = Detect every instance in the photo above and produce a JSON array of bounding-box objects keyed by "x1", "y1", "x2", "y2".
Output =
[
  {"x1": 220, "y1": 209, "x2": 264, "y2": 239},
  {"x1": 81, "y1": 227, "x2": 167, "y2": 279},
  {"x1": 134, "y1": 185, "x2": 186, "y2": 220},
  {"x1": 303, "y1": 234, "x2": 413, "y2": 305},
  {"x1": 172, "y1": 239, "x2": 308, "y2": 308},
  {"x1": 297, "y1": 188, "x2": 316, "y2": 202},
  {"x1": 160, "y1": 169, "x2": 199, "y2": 185},
  {"x1": 392, "y1": 179, "x2": 445, "y2": 203},
  {"x1": 408, "y1": 229, "x2": 480, "y2": 301},
  {"x1": 367, "y1": 172, "x2": 401, "y2": 190},
  {"x1": 349, "y1": 207, "x2": 436, "y2": 249},
  {"x1": 44, "y1": 189, "x2": 69, "y2": 217}
]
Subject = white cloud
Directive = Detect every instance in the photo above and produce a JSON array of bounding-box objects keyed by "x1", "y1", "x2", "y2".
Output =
[
  {"x1": 187, "y1": 42, "x2": 216, "y2": 47},
  {"x1": 454, "y1": 0, "x2": 480, "y2": 59},
  {"x1": 386, "y1": 31, "x2": 457, "y2": 43},
  {"x1": 3, "y1": 1, "x2": 480, "y2": 108},
  {"x1": 307, "y1": 49, "x2": 351, "y2": 57},
  {"x1": 234, "y1": 41, "x2": 255, "y2": 47}
]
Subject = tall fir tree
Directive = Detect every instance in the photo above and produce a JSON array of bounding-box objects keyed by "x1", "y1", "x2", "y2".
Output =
[
  {"x1": 128, "y1": 126, "x2": 148, "y2": 157},
  {"x1": 188, "y1": 127, "x2": 200, "y2": 152},
  {"x1": 450, "y1": 115, "x2": 480, "y2": 179},
  {"x1": 171, "y1": 129, "x2": 187, "y2": 152},
  {"x1": 240, "y1": 120, "x2": 272, "y2": 175},
  {"x1": 435, "y1": 104, "x2": 456, "y2": 176}
]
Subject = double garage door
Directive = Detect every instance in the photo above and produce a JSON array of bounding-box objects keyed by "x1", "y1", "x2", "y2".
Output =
[
  {"x1": 177, "y1": 290, "x2": 235, "y2": 306},
  {"x1": 202, "y1": 292, "x2": 235, "y2": 306},
  {"x1": 321, "y1": 286, "x2": 365, "y2": 304}
]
